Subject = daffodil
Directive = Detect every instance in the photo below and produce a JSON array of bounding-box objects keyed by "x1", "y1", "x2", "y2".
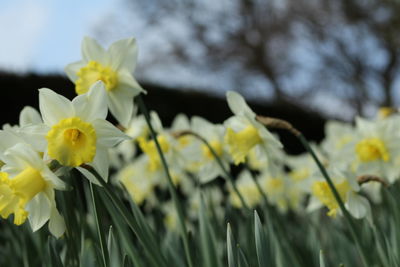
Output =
[
  {"x1": 224, "y1": 91, "x2": 282, "y2": 165},
  {"x1": 228, "y1": 170, "x2": 262, "y2": 208},
  {"x1": 259, "y1": 171, "x2": 303, "y2": 213},
  {"x1": 65, "y1": 36, "x2": 144, "y2": 127},
  {"x1": 307, "y1": 168, "x2": 371, "y2": 221},
  {"x1": 0, "y1": 143, "x2": 66, "y2": 237},
  {"x1": 179, "y1": 116, "x2": 230, "y2": 183},
  {"x1": 337, "y1": 117, "x2": 400, "y2": 184},
  {"x1": 116, "y1": 157, "x2": 156, "y2": 206},
  {"x1": 320, "y1": 120, "x2": 355, "y2": 169},
  {"x1": 35, "y1": 82, "x2": 128, "y2": 184}
]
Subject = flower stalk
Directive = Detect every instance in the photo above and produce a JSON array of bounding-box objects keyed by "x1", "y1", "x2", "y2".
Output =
[{"x1": 136, "y1": 95, "x2": 194, "y2": 267}]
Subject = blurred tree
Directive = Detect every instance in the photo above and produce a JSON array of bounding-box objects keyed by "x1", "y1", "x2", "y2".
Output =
[{"x1": 96, "y1": 0, "x2": 400, "y2": 117}]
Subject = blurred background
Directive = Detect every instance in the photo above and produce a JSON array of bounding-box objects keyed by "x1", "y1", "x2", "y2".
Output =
[{"x1": 1, "y1": 0, "x2": 400, "y2": 147}]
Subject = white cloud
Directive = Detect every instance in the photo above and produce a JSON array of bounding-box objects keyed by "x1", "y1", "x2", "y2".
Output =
[{"x1": 0, "y1": 0, "x2": 50, "y2": 71}]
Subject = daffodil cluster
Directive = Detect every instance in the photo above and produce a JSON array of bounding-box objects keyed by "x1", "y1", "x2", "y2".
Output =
[
  {"x1": 0, "y1": 37, "x2": 142, "y2": 237},
  {"x1": 1, "y1": 35, "x2": 396, "y2": 245}
]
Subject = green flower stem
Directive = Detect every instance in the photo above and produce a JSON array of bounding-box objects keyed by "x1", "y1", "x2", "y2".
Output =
[
  {"x1": 136, "y1": 95, "x2": 194, "y2": 267},
  {"x1": 256, "y1": 115, "x2": 370, "y2": 266},
  {"x1": 297, "y1": 134, "x2": 369, "y2": 266},
  {"x1": 177, "y1": 130, "x2": 250, "y2": 210},
  {"x1": 83, "y1": 165, "x2": 167, "y2": 267},
  {"x1": 89, "y1": 182, "x2": 108, "y2": 267}
]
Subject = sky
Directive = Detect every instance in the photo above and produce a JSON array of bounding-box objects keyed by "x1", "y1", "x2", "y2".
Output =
[
  {"x1": 0, "y1": 0, "x2": 121, "y2": 72},
  {"x1": 0, "y1": 0, "x2": 384, "y2": 119}
]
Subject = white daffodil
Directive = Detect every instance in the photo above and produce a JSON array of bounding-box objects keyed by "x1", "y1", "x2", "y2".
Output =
[
  {"x1": 308, "y1": 168, "x2": 371, "y2": 222},
  {"x1": 0, "y1": 143, "x2": 66, "y2": 237},
  {"x1": 259, "y1": 171, "x2": 304, "y2": 213},
  {"x1": 224, "y1": 91, "x2": 282, "y2": 165},
  {"x1": 183, "y1": 116, "x2": 230, "y2": 183},
  {"x1": 286, "y1": 153, "x2": 318, "y2": 192},
  {"x1": 228, "y1": 170, "x2": 262, "y2": 208},
  {"x1": 320, "y1": 120, "x2": 356, "y2": 169},
  {"x1": 339, "y1": 117, "x2": 400, "y2": 184},
  {"x1": 33, "y1": 81, "x2": 128, "y2": 184},
  {"x1": 116, "y1": 156, "x2": 156, "y2": 206},
  {"x1": 65, "y1": 36, "x2": 144, "y2": 127}
]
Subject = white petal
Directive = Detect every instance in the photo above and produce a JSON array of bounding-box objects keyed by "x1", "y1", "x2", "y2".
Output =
[
  {"x1": 108, "y1": 37, "x2": 138, "y2": 71},
  {"x1": 49, "y1": 206, "x2": 66, "y2": 238},
  {"x1": 108, "y1": 88, "x2": 135, "y2": 128},
  {"x1": 27, "y1": 193, "x2": 51, "y2": 232},
  {"x1": 18, "y1": 124, "x2": 49, "y2": 152},
  {"x1": 42, "y1": 167, "x2": 66, "y2": 190},
  {"x1": 346, "y1": 192, "x2": 371, "y2": 220},
  {"x1": 0, "y1": 130, "x2": 24, "y2": 154},
  {"x1": 93, "y1": 119, "x2": 129, "y2": 147},
  {"x1": 64, "y1": 60, "x2": 86, "y2": 82},
  {"x1": 92, "y1": 146, "x2": 110, "y2": 181},
  {"x1": 39, "y1": 88, "x2": 74, "y2": 126},
  {"x1": 306, "y1": 196, "x2": 323, "y2": 212},
  {"x1": 226, "y1": 91, "x2": 255, "y2": 118},
  {"x1": 118, "y1": 69, "x2": 144, "y2": 94},
  {"x1": 81, "y1": 36, "x2": 107, "y2": 64},
  {"x1": 2, "y1": 143, "x2": 43, "y2": 174},
  {"x1": 73, "y1": 81, "x2": 108, "y2": 121},
  {"x1": 19, "y1": 106, "x2": 42, "y2": 126}
]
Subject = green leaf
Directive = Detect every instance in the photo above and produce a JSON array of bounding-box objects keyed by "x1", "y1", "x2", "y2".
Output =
[
  {"x1": 90, "y1": 182, "x2": 109, "y2": 267},
  {"x1": 199, "y1": 194, "x2": 221, "y2": 267},
  {"x1": 238, "y1": 247, "x2": 250, "y2": 267},
  {"x1": 107, "y1": 226, "x2": 122, "y2": 267},
  {"x1": 227, "y1": 223, "x2": 238, "y2": 267},
  {"x1": 254, "y1": 211, "x2": 268, "y2": 267},
  {"x1": 319, "y1": 250, "x2": 326, "y2": 267},
  {"x1": 48, "y1": 236, "x2": 63, "y2": 267}
]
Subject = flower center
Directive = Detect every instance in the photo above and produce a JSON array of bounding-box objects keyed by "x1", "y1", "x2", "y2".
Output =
[
  {"x1": 202, "y1": 140, "x2": 223, "y2": 160},
  {"x1": 47, "y1": 117, "x2": 97, "y2": 167},
  {"x1": 355, "y1": 138, "x2": 389, "y2": 162},
  {"x1": 0, "y1": 169, "x2": 46, "y2": 225},
  {"x1": 138, "y1": 135, "x2": 170, "y2": 172},
  {"x1": 224, "y1": 125, "x2": 262, "y2": 165},
  {"x1": 75, "y1": 60, "x2": 118, "y2": 94},
  {"x1": 312, "y1": 180, "x2": 350, "y2": 217}
]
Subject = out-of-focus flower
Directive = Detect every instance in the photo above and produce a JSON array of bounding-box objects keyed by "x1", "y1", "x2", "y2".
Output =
[
  {"x1": 308, "y1": 168, "x2": 371, "y2": 221},
  {"x1": 224, "y1": 91, "x2": 282, "y2": 165},
  {"x1": 229, "y1": 170, "x2": 261, "y2": 208}
]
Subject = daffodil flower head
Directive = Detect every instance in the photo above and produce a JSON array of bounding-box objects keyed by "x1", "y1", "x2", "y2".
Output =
[
  {"x1": 350, "y1": 117, "x2": 400, "y2": 184},
  {"x1": 38, "y1": 81, "x2": 129, "y2": 183},
  {"x1": 229, "y1": 170, "x2": 262, "y2": 208},
  {"x1": 0, "y1": 143, "x2": 66, "y2": 237},
  {"x1": 225, "y1": 125, "x2": 262, "y2": 164},
  {"x1": 138, "y1": 135, "x2": 170, "y2": 172},
  {"x1": 312, "y1": 180, "x2": 351, "y2": 217},
  {"x1": 187, "y1": 116, "x2": 230, "y2": 183},
  {"x1": 224, "y1": 91, "x2": 282, "y2": 165},
  {"x1": 308, "y1": 168, "x2": 372, "y2": 221},
  {"x1": 117, "y1": 161, "x2": 155, "y2": 205},
  {"x1": 65, "y1": 36, "x2": 145, "y2": 127}
]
